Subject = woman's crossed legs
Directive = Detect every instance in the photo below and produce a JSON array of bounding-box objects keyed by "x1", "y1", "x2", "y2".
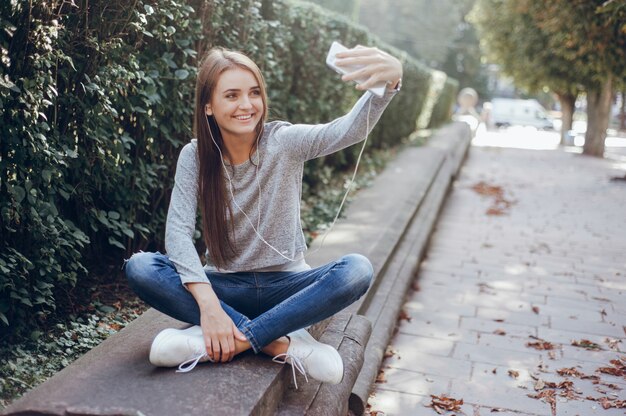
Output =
[{"x1": 123, "y1": 252, "x2": 373, "y2": 357}]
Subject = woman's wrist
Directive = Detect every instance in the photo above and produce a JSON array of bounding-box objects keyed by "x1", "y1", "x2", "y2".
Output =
[{"x1": 187, "y1": 281, "x2": 220, "y2": 309}]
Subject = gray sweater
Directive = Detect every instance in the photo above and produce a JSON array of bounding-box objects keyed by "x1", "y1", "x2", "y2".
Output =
[{"x1": 165, "y1": 89, "x2": 397, "y2": 286}]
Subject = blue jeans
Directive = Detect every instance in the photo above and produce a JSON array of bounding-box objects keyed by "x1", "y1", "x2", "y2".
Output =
[{"x1": 123, "y1": 252, "x2": 373, "y2": 353}]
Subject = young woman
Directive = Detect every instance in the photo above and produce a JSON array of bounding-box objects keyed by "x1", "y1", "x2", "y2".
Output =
[{"x1": 124, "y1": 45, "x2": 402, "y2": 386}]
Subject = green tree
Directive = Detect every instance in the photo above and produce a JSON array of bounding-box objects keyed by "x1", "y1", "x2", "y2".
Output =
[
  {"x1": 441, "y1": 11, "x2": 490, "y2": 102},
  {"x1": 473, "y1": 0, "x2": 626, "y2": 155},
  {"x1": 535, "y1": 0, "x2": 625, "y2": 156},
  {"x1": 357, "y1": 0, "x2": 468, "y2": 67},
  {"x1": 471, "y1": 0, "x2": 582, "y2": 144}
]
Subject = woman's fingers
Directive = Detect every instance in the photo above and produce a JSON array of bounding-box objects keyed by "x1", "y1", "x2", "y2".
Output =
[
  {"x1": 335, "y1": 45, "x2": 402, "y2": 91},
  {"x1": 199, "y1": 306, "x2": 245, "y2": 364},
  {"x1": 233, "y1": 326, "x2": 247, "y2": 342},
  {"x1": 226, "y1": 335, "x2": 236, "y2": 362},
  {"x1": 335, "y1": 46, "x2": 378, "y2": 58},
  {"x1": 335, "y1": 55, "x2": 385, "y2": 68},
  {"x1": 341, "y1": 65, "x2": 380, "y2": 82},
  {"x1": 205, "y1": 336, "x2": 216, "y2": 361},
  {"x1": 213, "y1": 332, "x2": 233, "y2": 362}
]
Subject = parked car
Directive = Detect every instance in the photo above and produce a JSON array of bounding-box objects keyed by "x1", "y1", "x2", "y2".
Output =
[{"x1": 490, "y1": 98, "x2": 555, "y2": 130}]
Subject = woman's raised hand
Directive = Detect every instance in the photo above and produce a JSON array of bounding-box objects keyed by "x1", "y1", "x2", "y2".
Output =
[{"x1": 335, "y1": 45, "x2": 403, "y2": 92}]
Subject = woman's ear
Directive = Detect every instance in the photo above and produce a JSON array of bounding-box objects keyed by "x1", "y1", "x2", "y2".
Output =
[{"x1": 205, "y1": 104, "x2": 213, "y2": 116}]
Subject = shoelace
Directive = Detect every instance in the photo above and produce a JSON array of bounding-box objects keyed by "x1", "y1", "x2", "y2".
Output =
[
  {"x1": 176, "y1": 352, "x2": 207, "y2": 373},
  {"x1": 272, "y1": 353, "x2": 308, "y2": 389},
  {"x1": 176, "y1": 340, "x2": 215, "y2": 373}
]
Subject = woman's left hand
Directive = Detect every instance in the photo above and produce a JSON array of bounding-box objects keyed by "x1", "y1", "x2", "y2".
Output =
[{"x1": 335, "y1": 46, "x2": 403, "y2": 92}]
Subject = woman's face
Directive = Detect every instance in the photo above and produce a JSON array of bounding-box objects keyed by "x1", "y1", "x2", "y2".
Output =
[{"x1": 206, "y1": 67, "x2": 264, "y2": 142}]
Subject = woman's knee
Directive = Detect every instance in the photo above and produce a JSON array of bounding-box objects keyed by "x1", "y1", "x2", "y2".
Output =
[
  {"x1": 124, "y1": 251, "x2": 163, "y2": 290},
  {"x1": 340, "y1": 253, "x2": 374, "y2": 294}
]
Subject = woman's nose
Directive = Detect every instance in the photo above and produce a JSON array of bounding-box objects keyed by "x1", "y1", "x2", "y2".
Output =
[{"x1": 239, "y1": 96, "x2": 252, "y2": 109}]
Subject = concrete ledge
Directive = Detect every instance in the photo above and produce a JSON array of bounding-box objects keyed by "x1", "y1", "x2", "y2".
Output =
[
  {"x1": 3, "y1": 122, "x2": 471, "y2": 416},
  {"x1": 3, "y1": 308, "x2": 288, "y2": 416},
  {"x1": 276, "y1": 314, "x2": 371, "y2": 415}
]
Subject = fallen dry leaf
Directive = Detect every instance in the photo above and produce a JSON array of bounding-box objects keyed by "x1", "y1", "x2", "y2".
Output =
[
  {"x1": 597, "y1": 397, "x2": 626, "y2": 409},
  {"x1": 427, "y1": 395, "x2": 464, "y2": 414},
  {"x1": 547, "y1": 351, "x2": 557, "y2": 360},
  {"x1": 486, "y1": 207, "x2": 507, "y2": 216},
  {"x1": 471, "y1": 181, "x2": 515, "y2": 216},
  {"x1": 571, "y1": 339, "x2": 602, "y2": 350},
  {"x1": 398, "y1": 309, "x2": 412, "y2": 322},
  {"x1": 604, "y1": 338, "x2": 622, "y2": 352},
  {"x1": 557, "y1": 367, "x2": 584, "y2": 377},
  {"x1": 546, "y1": 380, "x2": 574, "y2": 390},
  {"x1": 471, "y1": 181, "x2": 504, "y2": 197},
  {"x1": 493, "y1": 329, "x2": 507, "y2": 336},
  {"x1": 508, "y1": 369, "x2": 519, "y2": 378},
  {"x1": 383, "y1": 346, "x2": 397, "y2": 359},
  {"x1": 528, "y1": 389, "x2": 556, "y2": 415},
  {"x1": 597, "y1": 357, "x2": 626, "y2": 377},
  {"x1": 531, "y1": 306, "x2": 540, "y2": 314},
  {"x1": 585, "y1": 375, "x2": 601, "y2": 383},
  {"x1": 375, "y1": 369, "x2": 386, "y2": 383},
  {"x1": 599, "y1": 382, "x2": 621, "y2": 390},
  {"x1": 534, "y1": 379, "x2": 546, "y2": 391},
  {"x1": 526, "y1": 340, "x2": 557, "y2": 350}
]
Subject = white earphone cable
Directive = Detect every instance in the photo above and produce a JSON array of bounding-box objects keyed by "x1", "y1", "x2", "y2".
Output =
[{"x1": 206, "y1": 96, "x2": 373, "y2": 263}]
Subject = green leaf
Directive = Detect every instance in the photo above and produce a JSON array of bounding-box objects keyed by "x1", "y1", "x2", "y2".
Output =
[
  {"x1": 107, "y1": 211, "x2": 120, "y2": 220},
  {"x1": 0, "y1": 312, "x2": 8, "y2": 326},
  {"x1": 11, "y1": 186, "x2": 26, "y2": 203},
  {"x1": 0, "y1": 76, "x2": 19, "y2": 92},
  {"x1": 174, "y1": 69, "x2": 189, "y2": 80},
  {"x1": 98, "y1": 305, "x2": 116, "y2": 314},
  {"x1": 108, "y1": 237, "x2": 125, "y2": 250},
  {"x1": 42, "y1": 170, "x2": 52, "y2": 182}
]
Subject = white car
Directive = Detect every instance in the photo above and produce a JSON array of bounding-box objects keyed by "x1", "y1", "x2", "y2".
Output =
[{"x1": 490, "y1": 98, "x2": 555, "y2": 130}]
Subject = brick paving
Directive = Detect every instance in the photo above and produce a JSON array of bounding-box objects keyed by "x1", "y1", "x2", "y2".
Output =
[{"x1": 368, "y1": 133, "x2": 626, "y2": 416}]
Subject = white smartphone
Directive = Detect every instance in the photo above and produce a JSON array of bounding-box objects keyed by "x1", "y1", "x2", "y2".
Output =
[{"x1": 326, "y1": 41, "x2": 386, "y2": 97}]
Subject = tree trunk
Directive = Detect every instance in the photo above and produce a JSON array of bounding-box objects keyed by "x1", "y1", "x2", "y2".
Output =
[
  {"x1": 619, "y1": 87, "x2": 626, "y2": 130},
  {"x1": 557, "y1": 92, "x2": 576, "y2": 145},
  {"x1": 584, "y1": 76, "x2": 612, "y2": 157}
]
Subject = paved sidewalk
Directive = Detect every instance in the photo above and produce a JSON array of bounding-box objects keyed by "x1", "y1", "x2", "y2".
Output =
[{"x1": 368, "y1": 135, "x2": 626, "y2": 415}]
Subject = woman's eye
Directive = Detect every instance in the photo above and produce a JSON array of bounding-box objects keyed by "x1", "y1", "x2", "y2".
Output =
[
  {"x1": 251, "y1": 90, "x2": 261, "y2": 96},
  {"x1": 226, "y1": 94, "x2": 236, "y2": 99}
]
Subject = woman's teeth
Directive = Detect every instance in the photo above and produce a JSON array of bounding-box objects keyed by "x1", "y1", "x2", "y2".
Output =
[{"x1": 235, "y1": 114, "x2": 253, "y2": 120}]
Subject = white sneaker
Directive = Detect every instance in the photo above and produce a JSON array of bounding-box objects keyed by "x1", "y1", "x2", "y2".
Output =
[
  {"x1": 273, "y1": 329, "x2": 344, "y2": 388},
  {"x1": 149, "y1": 326, "x2": 213, "y2": 372}
]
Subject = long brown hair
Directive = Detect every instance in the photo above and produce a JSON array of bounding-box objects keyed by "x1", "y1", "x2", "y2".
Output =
[{"x1": 193, "y1": 48, "x2": 268, "y2": 269}]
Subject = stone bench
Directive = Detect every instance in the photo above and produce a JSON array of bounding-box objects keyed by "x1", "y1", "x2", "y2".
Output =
[{"x1": 3, "y1": 122, "x2": 471, "y2": 416}]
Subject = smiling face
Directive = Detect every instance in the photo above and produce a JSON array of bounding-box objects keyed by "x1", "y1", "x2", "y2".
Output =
[{"x1": 205, "y1": 67, "x2": 264, "y2": 144}]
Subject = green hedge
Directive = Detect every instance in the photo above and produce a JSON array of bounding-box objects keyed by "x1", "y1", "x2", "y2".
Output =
[
  {"x1": 428, "y1": 76, "x2": 459, "y2": 128},
  {"x1": 0, "y1": 0, "x2": 456, "y2": 340}
]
